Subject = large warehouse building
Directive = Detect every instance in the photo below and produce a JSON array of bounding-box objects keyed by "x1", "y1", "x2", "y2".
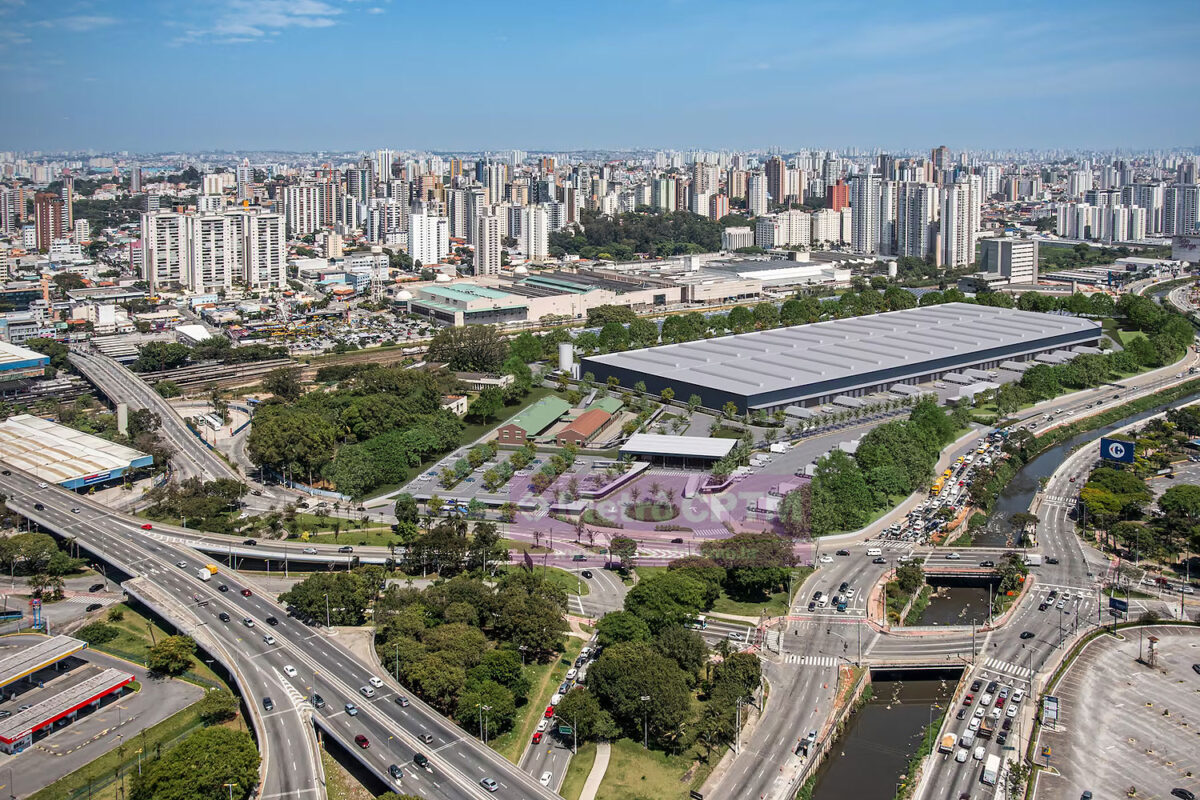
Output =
[{"x1": 581, "y1": 303, "x2": 1102, "y2": 413}]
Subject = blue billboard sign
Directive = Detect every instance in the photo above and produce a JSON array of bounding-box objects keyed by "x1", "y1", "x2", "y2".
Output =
[{"x1": 1100, "y1": 437, "x2": 1135, "y2": 463}]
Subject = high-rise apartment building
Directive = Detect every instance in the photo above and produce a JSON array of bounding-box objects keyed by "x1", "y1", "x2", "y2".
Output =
[
  {"x1": 747, "y1": 172, "x2": 768, "y2": 217},
  {"x1": 1164, "y1": 184, "x2": 1199, "y2": 236},
  {"x1": 475, "y1": 210, "x2": 502, "y2": 276},
  {"x1": 130, "y1": 165, "x2": 142, "y2": 193},
  {"x1": 283, "y1": 183, "x2": 324, "y2": 237},
  {"x1": 895, "y1": 182, "x2": 940, "y2": 262},
  {"x1": 408, "y1": 209, "x2": 449, "y2": 266},
  {"x1": 825, "y1": 180, "x2": 849, "y2": 213},
  {"x1": 520, "y1": 205, "x2": 549, "y2": 260},
  {"x1": 34, "y1": 192, "x2": 64, "y2": 253},
  {"x1": 849, "y1": 174, "x2": 880, "y2": 254},
  {"x1": 940, "y1": 179, "x2": 977, "y2": 268},
  {"x1": 141, "y1": 208, "x2": 285, "y2": 292},
  {"x1": 765, "y1": 156, "x2": 787, "y2": 206}
]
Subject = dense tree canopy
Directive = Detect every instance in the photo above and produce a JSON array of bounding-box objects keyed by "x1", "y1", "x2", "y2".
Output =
[{"x1": 130, "y1": 727, "x2": 259, "y2": 800}]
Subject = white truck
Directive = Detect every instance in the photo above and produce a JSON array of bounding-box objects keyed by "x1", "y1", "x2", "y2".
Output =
[
  {"x1": 982, "y1": 753, "x2": 1001, "y2": 786},
  {"x1": 1023, "y1": 553, "x2": 1043, "y2": 567},
  {"x1": 196, "y1": 568, "x2": 212, "y2": 581}
]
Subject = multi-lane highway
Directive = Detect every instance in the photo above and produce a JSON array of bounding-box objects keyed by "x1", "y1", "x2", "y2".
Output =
[{"x1": 2, "y1": 469, "x2": 562, "y2": 800}]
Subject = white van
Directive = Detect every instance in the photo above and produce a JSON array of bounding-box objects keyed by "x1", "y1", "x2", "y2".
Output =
[
  {"x1": 817, "y1": 595, "x2": 830, "y2": 608},
  {"x1": 866, "y1": 547, "x2": 882, "y2": 556}
]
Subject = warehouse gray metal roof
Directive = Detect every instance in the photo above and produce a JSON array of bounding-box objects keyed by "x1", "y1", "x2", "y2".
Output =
[{"x1": 584, "y1": 303, "x2": 1100, "y2": 396}]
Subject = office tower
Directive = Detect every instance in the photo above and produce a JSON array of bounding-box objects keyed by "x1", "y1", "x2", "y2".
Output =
[
  {"x1": 765, "y1": 156, "x2": 787, "y2": 206},
  {"x1": 895, "y1": 182, "x2": 940, "y2": 262},
  {"x1": 520, "y1": 205, "x2": 549, "y2": 260},
  {"x1": 283, "y1": 184, "x2": 323, "y2": 237},
  {"x1": 940, "y1": 179, "x2": 976, "y2": 268},
  {"x1": 849, "y1": 174, "x2": 880, "y2": 254},
  {"x1": 236, "y1": 158, "x2": 252, "y2": 200},
  {"x1": 130, "y1": 165, "x2": 142, "y2": 193},
  {"x1": 475, "y1": 210, "x2": 502, "y2": 276},
  {"x1": 980, "y1": 238, "x2": 1038, "y2": 283},
  {"x1": 747, "y1": 172, "x2": 768, "y2": 216},
  {"x1": 826, "y1": 180, "x2": 849, "y2": 212},
  {"x1": 408, "y1": 209, "x2": 449, "y2": 266},
  {"x1": 1164, "y1": 185, "x2": 1199, "y2": 236},
  {"x1": 34, "y1": 192, "x2": 64, "y2": 253},
  {"x1": 347, "y1": 157, "x2": 375, "y2": 204}
]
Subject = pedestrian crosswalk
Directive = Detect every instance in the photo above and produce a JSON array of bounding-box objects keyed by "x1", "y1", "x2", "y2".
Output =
[
  {"x1": 783, "y1": 654, "x2": 839, "y2": 667},
  {"x1": 1042, "y1": 495, "x2": 1076, "y2": 505},
  {"x1": 691, "y1": 528, "x2": 728, "y2": 538},
  {"x1": 983, "y1": 656, "x2": 1033, "y2": 679}
]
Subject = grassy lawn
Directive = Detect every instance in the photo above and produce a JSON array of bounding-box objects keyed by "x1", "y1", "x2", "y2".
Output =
[
  {"x1": 540, "y1": 566, "x2": 590, "y2": 597},
  {"x1": 320, "y1": 748, "x2": 374, "y2": 800},
  {"x1": 711, "y1": 426, "x2": 744, "y2": 440},
  {"x1": 490, "y1": 637, "x2": 584, "y2": 764},
  {"x1": 25, "y1": 700, "x2": 234, "y2": 800},
  {"x1": 594, "y1": 737, "x2": 705, "y2": 800},
  {"x1": 559, "y1": 740, "x2": 598, "y2": 800},
  {"x1": 502, "y1": 537, "x2": 552, "y2": 554},
  {"x1": 305, "y1": 528, "x2": 399, "y2": 547},
  {"x1": 87, "y1": 603, "x2": 226, "y2": 689}
]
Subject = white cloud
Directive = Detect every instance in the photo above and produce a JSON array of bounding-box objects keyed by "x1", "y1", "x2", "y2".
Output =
[
  {"x1": 367, "y1": 6, "x2": 384, "y2": 13},
  {"x1": 178, "y1": 0, "x2": 349, "y2": 43},
  {"x1": 36, "y1": 15, "x2": 118, "y2": 32}
]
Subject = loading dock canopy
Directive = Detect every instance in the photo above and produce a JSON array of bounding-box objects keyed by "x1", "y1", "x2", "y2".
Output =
[
  {"x1": 0, "y1": 636, "x2": 86, "y2": 691},
  {"x1": 619, "y1": 434, "x2": 735, "y2": 461}
]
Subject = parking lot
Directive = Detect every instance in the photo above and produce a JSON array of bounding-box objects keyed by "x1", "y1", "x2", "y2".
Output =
[{"x1": 1035, "y1": 625, "x2": 1200, "y2": 800}]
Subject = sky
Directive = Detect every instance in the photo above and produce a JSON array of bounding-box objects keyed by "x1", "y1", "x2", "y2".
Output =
[{"x1": 1, "y1": 0, "x2": 1197, "y2": 154}]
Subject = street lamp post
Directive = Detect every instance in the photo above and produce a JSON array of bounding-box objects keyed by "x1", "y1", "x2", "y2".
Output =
[
  {"x1": 223, "y1": 783, "x2": 237, "y2": 800},
  {"x1": 324, "y1": 592, "x2": 330, "y2": 628},
  {"x1": 640, "y1": 695, "x2": 651, "y2": 749}
]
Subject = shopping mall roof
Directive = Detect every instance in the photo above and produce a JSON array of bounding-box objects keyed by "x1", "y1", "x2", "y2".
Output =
[
  {"x1": 0, "y1": 341, "x2": 50, "y2": 376},
  {"x1": 0, "y1": 414, "x2": 153, "y2": 488},
  {"x1": 0, "y1": 636, "x2": 86, "y2": 691}
]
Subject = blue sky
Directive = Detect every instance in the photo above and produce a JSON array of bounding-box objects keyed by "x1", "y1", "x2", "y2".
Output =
[{"x1": 1, "y1": 0, "x2": 1197, "y2": 153}]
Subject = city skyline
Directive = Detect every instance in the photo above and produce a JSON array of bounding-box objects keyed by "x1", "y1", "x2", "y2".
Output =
[{"x1": 1, "y1": 0, "x2": 1197, "y2": 153}]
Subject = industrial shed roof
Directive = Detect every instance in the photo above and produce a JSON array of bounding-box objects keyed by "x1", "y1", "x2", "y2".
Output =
[
  {"x1": 583, "y1": 304, "x2": 1100, "y2": 397},
  {"x1": 619, "y1": 434, "x2": 736, "y2": 460},
  {"x1": 0, "y1": 414, "x2": 152, "y2": 485}
]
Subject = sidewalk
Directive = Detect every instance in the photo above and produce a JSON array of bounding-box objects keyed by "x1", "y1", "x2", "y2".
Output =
[{"x1": 578, "y1": 741, "x2": 611, "y2": 800}]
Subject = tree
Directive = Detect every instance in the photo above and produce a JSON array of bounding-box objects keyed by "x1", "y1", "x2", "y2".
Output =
[
  {"x1": 130, "y1": 726, "x2": 259, "y2": 800},
  {"x1": 809, "y1": 449, "x2": 873, "y2": 535},
  {"x1": 280, "y1": 572, "x2": 374, "y2": 626},
  {"x1": 609, "y1": 536, "x2": 638, "y2": 571},
  {"x1": 132, "y1": 341, "x2": 191, "y2": 372},
  {"x1": 553, "y1": 688, "x2": 619, "y2": 741},
  {"x1": 588, "y1": 641, "x2": 693, "y2": 749},
  {"x1": 427, "y1": 325, "x2": 508, "y2": 372},
  {"x1": 654, "y1": 625, "x2": 707, "y2": 678},
  {"x1": 624, "y1": 572, "x2": 709, "y2": 632},
  {"x1": 466, "y1": 387, "x2": 505, "y2": 422},
  {"x1": 595, "y1": 610, "x2": 652, "y2": 647},
  {"x1": 895, "y1": 562, "x2": 925, "y2": 594},
  {"x1": 454, "y1": 679, "x2": 517, "y2": 737},
  {"x1": 146, "y1": 635, "x2": 196, "y2": 676},
  {"x1": 700, "y1": 533, "x2": 795, "y2": 599},
  {"x1": 24, "y1": 337, "x2": 69, "y2": 369},
  {"x1": 263, "y1": 367, "x2": 303, "y2": 402},
  {"x1": 196, "y1": 689, "x2": 239, "y2": 725},
  {"x1": 1159, "y1": 483, "x2": 1200, "y2": 524},
  {"x1": 394, "y1": 494, "x2": 419, "y2": 525}
]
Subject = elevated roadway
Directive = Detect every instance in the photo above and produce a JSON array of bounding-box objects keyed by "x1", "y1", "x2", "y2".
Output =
[{"x1": 2, "y1": 469, "x2": 561, "y2": 800}]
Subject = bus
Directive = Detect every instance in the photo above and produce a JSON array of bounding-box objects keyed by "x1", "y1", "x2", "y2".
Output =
[{"x1": 689, "y1": 615, "x2": 708, "y2": 630}]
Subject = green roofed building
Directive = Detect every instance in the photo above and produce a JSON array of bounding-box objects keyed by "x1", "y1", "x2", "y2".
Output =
[
  {"x1": 589, "y1": 396, "x2": 624, "y2": 415},
  {"x1": 496, "y1": 396, "x2": 571, "y2": 444}
]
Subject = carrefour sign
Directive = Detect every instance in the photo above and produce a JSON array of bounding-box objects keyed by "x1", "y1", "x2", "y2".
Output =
[
  {"x1": 1100, "y1": 437, "x2": 1134, "y2": 463},
  {"x1": 81, "y1": 471, "x2": 112, "y2": 485}
]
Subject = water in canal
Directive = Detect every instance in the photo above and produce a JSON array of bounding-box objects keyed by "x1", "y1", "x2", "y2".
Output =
[
  {"x1": 974, "y1": 388, "x2": 1200, "y2": 547},
  {"x1": 914, "y1": 585, "x2": 992, "y2": 626},
  {"x1": 810, "y1": 675, "x2": 957, "y2": 800}
]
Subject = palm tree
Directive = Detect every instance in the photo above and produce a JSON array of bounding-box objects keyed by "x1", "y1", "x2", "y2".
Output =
[
  {"x1": 649, "y1": 481, "x2": 663, "y2": 502},
  {"x1": 630, "y1": 486, "x2": 640, "y2": 508}
]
